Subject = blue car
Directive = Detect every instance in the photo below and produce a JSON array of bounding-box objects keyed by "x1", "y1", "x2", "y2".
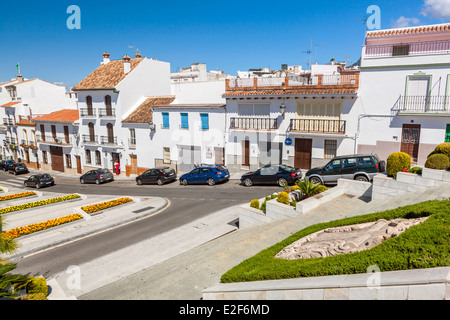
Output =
[{"x1": 179, "y1": 165, "x2": 230, "y2": 186}]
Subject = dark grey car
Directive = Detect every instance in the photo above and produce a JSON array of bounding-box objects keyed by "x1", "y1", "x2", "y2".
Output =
[
  {"x1": 80, "y1": 169, "x2": 114, "y2": 184},
  {"x1": 24, "y1": 174, "x2": 55, "y2": 189},
  {"x1": 8, "y1": 163, "x2": 29, "y2": 175}
]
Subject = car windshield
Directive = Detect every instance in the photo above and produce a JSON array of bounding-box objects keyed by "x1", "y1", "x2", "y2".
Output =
[
  {"x1": 100, "y1": 170, "x2": 110, "y2": 174},
  {"x1": 216, "y1": 166, "x2": 227, "y2": 171},
  {"x1": 161, "y1": 168, "x2": 175, "y2": 174},
  {"x1": 41, "y1": 174, "x2": 52, "y2": 179},
  {"x1": 279, "y1": 164, "x2": 294, "y2": 171},
  {"x1": 16, "y1": 163, "x2": 25, "y2": 167}
]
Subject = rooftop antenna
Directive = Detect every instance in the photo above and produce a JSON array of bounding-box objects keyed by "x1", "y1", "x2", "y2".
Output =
[
  {"x1": 313, "y1": 43, "x2": 324, "y2": 64},
  {"x1": 301, "y1": 39, "x2": 313, "y2": 70}
]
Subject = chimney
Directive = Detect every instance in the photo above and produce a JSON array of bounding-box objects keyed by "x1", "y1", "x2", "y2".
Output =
[
  {"x1": 16, "y1": 74, "x2": 23, "y2": 82},
  {"x1": 134, "y1": 51, "x2": 142, "y2": 58},
  {"x1": 102, "y1": 52, "x2": 110, "y2": 64},
  {"x1": 123, "y1": 55, "x2": 131, "y2": 73}
]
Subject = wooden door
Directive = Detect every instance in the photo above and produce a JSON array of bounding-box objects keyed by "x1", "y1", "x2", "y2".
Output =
[
  {"x1": 75, "y1": 156, "x2": 82, "y2": 174},
  {"x1": 215, "y1": 147, "x2": 224, "y2": 165},
  {"x1": 401, "y1": 124, "x2": 421, "y2": 162},
  {"x1": 50, "y1": 146, "x2": 64, "y2": 172},
  {"x1": 242, "y1": 140, "x2": 250, "y2": 167},
  {"x1": 130, "y1": 154, "x2": 138, "y2": 175},
  {"x1": 294, "y1": 138, "x2": 312, "y2": 169}
]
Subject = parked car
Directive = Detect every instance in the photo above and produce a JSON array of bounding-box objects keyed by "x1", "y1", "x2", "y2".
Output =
[
  {"x1": 241, "y1": 164, "x2": 302, "y2": 187},
  {"x1": 0, "y1": 160, "x2": 15, "y2": 171},
  {"x1": 80, "y1": 169, "x2": 114, "y2": 184},
  {"x1": 305, "y1": 153, "x2": 385, "y2": 185},
  {"x1": 8, "y1": 162, "x2": 29, "y2": 175},
  {"x1": 179, "y1": 165, "x2": 230, "y2": 186},
  {"x1": 136, "y1": 167, "x2": 177, "y2": 185},
  {"x1": 24, "y1": 174, "x2": 54, "y2": 189}
]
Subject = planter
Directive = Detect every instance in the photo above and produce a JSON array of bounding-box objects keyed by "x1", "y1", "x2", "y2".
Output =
[
  {"x1": 0, "y1": 194, "x2": 82, "y2": 216},
  {"x1": 81, "y1": 197, "x2": 133, "y2": 215}
]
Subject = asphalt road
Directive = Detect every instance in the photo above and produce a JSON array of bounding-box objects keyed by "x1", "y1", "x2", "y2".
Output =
[{"x1": 1, "y1": 171, "x2": 281, "y2": 279}]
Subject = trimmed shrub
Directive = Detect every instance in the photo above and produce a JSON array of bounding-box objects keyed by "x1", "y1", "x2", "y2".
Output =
[
  {"x1": 315, "y1": 185, "x2": 328, "y2": 194},
  {"x1": 425, "y1": 153, "x2": 450, "y2": 170},
  {"x1": 428, "y1": 142, "x2": 450, "y2": 160},
  {"x1": 277, "y1": 192, "x2": 290, "y2": 205},
  {"x1": 26, "y1": 277, "x2": 48, "y2": 297},
  {"x1": 250, "y1": 199, "x2": 260, "y2": 210},
  {"x1": 290, "y1": 185, "x2": 300, "y2": 192},
  {"x1": 386, "y1": 152, "x2": 411, "y2": 178}
]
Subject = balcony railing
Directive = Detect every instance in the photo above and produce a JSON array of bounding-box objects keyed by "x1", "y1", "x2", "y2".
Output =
[
  {"x1": 82, "y1": 134, "x2": 98, "y2": 144},
  {"x1": 100, "y1": 136, "x2": 118, "y2": 146},
  {"x1": 2, "y1": 118, "x2": 16, "y2": 126},
  {"x1": 230, "y1": 117, "x2": 278, "y2": 130},
  {"x1": 98, "y1": 108, "x2": 116, "y2": 118},
  {"x1": 290, "y1": 119, "x2": 346, "y2": 134},
  {"x1": 365, "y1": 39, "x2": 450, "y2": 58},
  {"x1": 37, "y1": 135, "x2": 72, "y2": 145},
  {"x1": 79, "y1": 108, "x2": 97, "y2": 117},
  {"x1": 3, "y1": 137, "x2": 17, "y2": 145},
  {"x1": 395, "y1": 95, "x2": 450, "y2": 114},
  {"x1": 226, "y1": 74, "x2": 358, "y2": 91}
]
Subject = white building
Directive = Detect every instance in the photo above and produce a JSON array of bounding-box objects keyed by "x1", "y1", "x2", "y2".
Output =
[
  {"x1": 0, "y1": 75, "x2": 77, "y2": 162},
  {"x1": 356, "y1": 22, "x2": 450, "y2": 165},
  {"x1": 72, "y1": 52, "x2": 171, "y2": 174},
  {"x1": 171, "y1": 63, "x2": 229, "y2": 83},
  {"x1": 224, "y1": 65, "x2": 360, "y2": 172}
]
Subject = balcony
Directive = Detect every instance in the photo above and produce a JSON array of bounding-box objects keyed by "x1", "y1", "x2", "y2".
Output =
[
  {"x1": 37, "y1": 135, "x2": 72, "y2": 146},
  {"x1": 365, "y1": 39, "x2": 450, "y2": 58},
  {"x1": 226, "y1": 74, "x2": 359, "y2": 93},
  {"x1": 290, "y1": 119, "x2": 346, "y2": 134},
  {"x1": 2, "y1": 118, "x2": 16, "y2": 126},
  {"x1": 82, "y1": 134, "x2": 98, "y2": 145},
  {"x1": 394, "y1": 95, "x2": 450, "y2": 115},
  {"x1": 100, "y1": 136, "x2": 118, "y2": 146},
  {"x1": 79, "y1": 108, "x2": 97, "y2": 118},
  {"x1": 230, "y1": 117, "x2": 278, "y2": 130},
  {"x1": 98, "y1": 108, "x2": 116, "y2": 118},
  {"x1": 3, "y1": 137, "x2": 17, "y2": 145}
]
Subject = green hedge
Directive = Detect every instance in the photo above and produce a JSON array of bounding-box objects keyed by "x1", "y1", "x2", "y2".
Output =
[
  {"x1": 386, "y1": 152, "x2": 411, "y2": 178},
  {"x1": 221, "y1": 199, "x2": 450, "y2": 283},
  {"x1": 425, "y1": 153, "x2": 450, "y2": 170}
]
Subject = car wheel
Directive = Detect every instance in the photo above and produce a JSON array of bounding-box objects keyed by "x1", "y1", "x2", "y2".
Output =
[
  {"x1": 80, "y1": 178, "x2": 85, "y2": 184},
  {"x1": 277, "y1": 178, "x2": 288, "y2": 187},
  {"x1": 243, "y1": 178, "x2": 253, "y2": 187},
  {"x1": 378, "y1": 160, "x2": 386, "y2": 173},
  {"x1": 24, "y1": 182, "x2": 27, "y2": 188},
  {"x1": 157, "y1": 178, "x2": 164, "y2": 186},
  {"x1": 355, "y1": 175, "x2": 369, "y2": 182},
  {"x1": 207, "y1": 178, "x2": 216, "y2": 186},
  {"x1": 181, "y1": 179, "x2": 188, "y2": 186},
  {"x1": 95, "y1": 179, "x2": 100, "y2": 185},
  {"x1": 35, "y1": 183, "x2": 40, "y2": 189},
  {"x1": 310, "y1": 176, "x2": 322, "y2": 185},
  {"x1": 136, "y1": 179, "x2": 142, "y2": 185}
]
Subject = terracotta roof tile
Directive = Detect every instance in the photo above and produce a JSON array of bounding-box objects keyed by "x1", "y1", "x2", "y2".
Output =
[
  {"x1": 72, "y1": 58, "x2": 145, "y2": 91},
  {"x1": 366, "y1": 22, "x2": 450, "y2": 38},
  {"x1": 123, "y1": 96, "x2": 175, "y2": 123},
  {"x1": 1, "y1": 101, "x2": 21, "y2": 107},
  {"x1": 33, "y1": 109, "x2": 79, "y2": 122},
  {"x1": 223, "y1": 88, "x2": 358, "y2": 97}
]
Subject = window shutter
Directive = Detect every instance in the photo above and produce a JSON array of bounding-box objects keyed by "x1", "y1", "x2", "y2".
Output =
[
  {"x1": 200, "y1": 113, "x2": 209, "y2": 130},
  {"x1": 162, "y1": 113, "x2": 170, "y2": 128},
  {"x1": 181, "y1": 113, "x2": 189, "y2": 129}
]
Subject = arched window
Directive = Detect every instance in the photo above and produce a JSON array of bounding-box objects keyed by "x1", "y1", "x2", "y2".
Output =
[
  {"x1": 86, "y1": 96, "x2": 93, "y2": 116},
  {"x1": 88, "y1": 122, "x2": 95, "y2": 142},
  {"x1": 105, "y1": 95, "x2": 112, "y2": 116},
  {"x1": 23, "y1": 129, "x2": 28, "y2": 145}
]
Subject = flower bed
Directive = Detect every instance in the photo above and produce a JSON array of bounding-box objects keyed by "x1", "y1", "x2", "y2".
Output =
[
  {"x1": 0, "y1": 191, "x2": 36, "y2": 202},
  {"x1": 3, "y1": 214, "x2": 84, "y2": 239},
  {"x1": 0, "y1": 194, "x2": 81, "y2": 215},
  {"x1": 81, "y1": 197, "x2": 133, "y2": 214}
]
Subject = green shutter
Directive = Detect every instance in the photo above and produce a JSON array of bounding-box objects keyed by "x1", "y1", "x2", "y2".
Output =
[{"x1": 445, "y1": 124, "x2": 450, "y2": 142}]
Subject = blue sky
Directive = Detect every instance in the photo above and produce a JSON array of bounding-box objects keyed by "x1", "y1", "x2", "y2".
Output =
[{"x1": 0, "y1": 0, "x2": 449, "y2": 89}]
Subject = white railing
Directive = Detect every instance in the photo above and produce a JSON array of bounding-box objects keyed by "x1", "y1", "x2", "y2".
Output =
[
  {"x1": 257, "y1": 77, "x2": 284, "y2": 87},
  {"x1": 228, "y1": 78, "x2": 254, "y2": 88}
]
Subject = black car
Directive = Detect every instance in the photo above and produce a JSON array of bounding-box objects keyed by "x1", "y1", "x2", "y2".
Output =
[
  {"x1": 136, "y1": 167, "x2": 177, "y2": 185},
  {"x1": 24, "y1": 174, "x2": 55, "y2": 189},
  {"x1": 0, "y1": 160, "x2": 15, "y2": 171},
  {"x1": 241, "y1": 164, "x2": 302, "y2": 187},
  {"x1": 80, "y1": 169, "x2": 114, "y2": 184},
  {"x1": 305, "y1": 153, "x2": 385, "y2": 185},
  {"x1": 8, "y1": 162, "x2": 29, "y2": 175}
]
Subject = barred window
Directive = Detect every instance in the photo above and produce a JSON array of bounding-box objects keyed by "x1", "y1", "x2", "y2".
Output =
[
  {"x1": 324, "y1": 140, "x2": 337, "y2": 159},
  {"x1": 65, "y1": 154, "x2": 72, "y2": 168},
  {"x1": 86, "y1": 150, "x2": 92, "y2": 165}
]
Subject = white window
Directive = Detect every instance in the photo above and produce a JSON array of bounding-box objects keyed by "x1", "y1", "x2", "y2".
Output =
[{"x1": 163, "y1": 147, "x2": 170, "y2": 164}]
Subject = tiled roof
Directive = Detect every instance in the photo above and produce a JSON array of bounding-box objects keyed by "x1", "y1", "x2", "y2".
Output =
[
  {"x1": 123, "y1": 96, "x2": 175, "y2": 123},
  {"x1": 366, "y1": 23, "x2": 450, "y2": 38},
  {"x1": 33, "y1": 109, "x2": 79, "y2": 122},
  {"x1": 72, "y1": 58, "x2": 145, "y2": 91},
  {"x1": 223, "y1": 88, "x2": 358, "y2": 97},
  {"x1": 1, "y1": 101, "x2": 21, "y2": 107},
  {"x1": 16, "y1": 119, "x2": 36, "y2": 127}
]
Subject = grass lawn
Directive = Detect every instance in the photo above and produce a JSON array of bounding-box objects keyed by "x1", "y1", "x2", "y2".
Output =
[{"x1": 221, "y1": 199, "x2": 450, "y2": 283}]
